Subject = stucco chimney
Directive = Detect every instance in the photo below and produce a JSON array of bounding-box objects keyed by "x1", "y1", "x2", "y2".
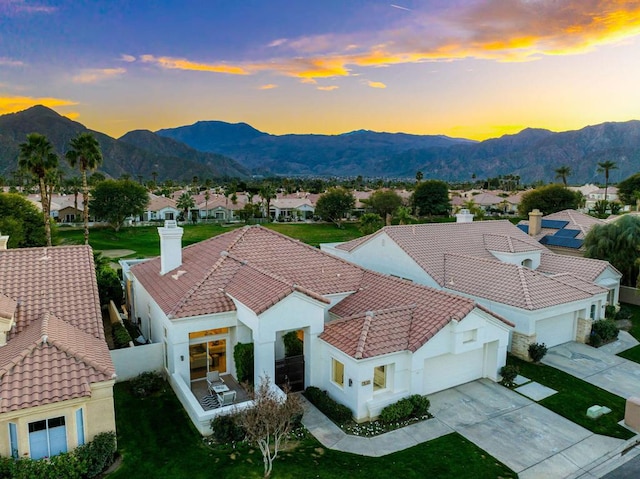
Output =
[
  {"x1": 455, "y1": 209, "x2": 474, "y2": 223},
  {"x1": 0, "y1": 234, "x2": 8, "y2": 250},
  {"x1": 528, "y1": 209, "x2": 543, "y2": 236},
  {"x1": 158, "y1": 220, "x2": 183, "y2": 275}
]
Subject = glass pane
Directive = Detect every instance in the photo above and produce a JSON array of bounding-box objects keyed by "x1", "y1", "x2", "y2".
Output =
[
  {"x1": 189, "y1": 343, "x2": 209, "y2": 380},
  {"x1": 373, "y1": 365, "x2": 386, "y2": 391},
  {"x1": 48, "y1": 425, "x2": 67, "y2": 456},
  {"x1": 332, "y1": 359, "x2": 344, "y2": 386},
  {"x1": 28, "y1": 420, "x2": 46, "y2": 433},
  {"x1": 208, "y1": 339, "x2": 226, "y2": 373},
  {"x1": 189, "y1": 328, "x2": 228, "y2": 340}
]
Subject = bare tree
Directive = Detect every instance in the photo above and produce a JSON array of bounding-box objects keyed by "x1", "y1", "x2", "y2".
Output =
[{"x1": 240, "y1": 377, "x2": 303, "y2": 478}]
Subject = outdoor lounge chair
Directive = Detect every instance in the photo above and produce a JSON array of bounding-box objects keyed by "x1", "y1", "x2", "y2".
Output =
[
  {"x1": 206, "y1": 371, "x2": 224, "y2": 389},
  {"x1": 217, "y1": 390, "x2": 236, "y2": 407}
]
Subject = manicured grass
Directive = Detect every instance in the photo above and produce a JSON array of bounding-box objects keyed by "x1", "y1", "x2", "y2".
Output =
[
  {"x1": 111, "y1": 383, "x2": 516, "y2": 479},
  {"x1": 507, "y1": 356, "x2": 634, "y2": 439},
  {"x1": 56, "y1": 222, "x2": 363, "y2": 258}
]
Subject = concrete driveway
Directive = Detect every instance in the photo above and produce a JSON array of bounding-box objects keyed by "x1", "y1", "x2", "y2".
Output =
[
  {"x1": 429, "y1": 379, "x2": 624, "y2": 478},
  {"x1": 543, "y1": 342, "x2": 640, "y2": 400}
]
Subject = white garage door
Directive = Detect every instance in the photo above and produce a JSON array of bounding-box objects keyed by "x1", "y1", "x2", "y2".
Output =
[
  {"x1": 423, "y1": 348, "x2": 484, "y2": 395},
  {"x1": 536, "y1": 315, "x2": 575, "y2": 347}
]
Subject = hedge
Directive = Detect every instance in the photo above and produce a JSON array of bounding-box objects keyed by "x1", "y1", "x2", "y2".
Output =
[{"x1": 304, "y1": 386, "x2": 352, "y2": 424}]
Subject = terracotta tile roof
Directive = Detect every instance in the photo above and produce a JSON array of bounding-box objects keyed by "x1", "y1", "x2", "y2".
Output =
[
  {"x1": 0, "y1": 245, "x2": 104, "y2": 340},
  {"x1": 0, "y1": 294, "x2": 17, "y2": 320},
  {"x1": 322, "y1": 271, "x2": 504, "y2": 357},
  {"x1": 0, "y1": 313, "x2": 114, "y2": 413},
  {"x1": 147, "y1": 193, "x2": 178, "y2": 212},
  {"x1": 518, "y1": 209, "x2": 606, "y2": 241},
  {"x1": 132, "y1": 226, "x2": 364, "y2": 319},
  {"x1": 443, "y1": 253, "x2": 595, "y2": 310},
  {"x1": 537, "y1": 252, "x2": 617, "y2": 281},
  {"x1": 483, "y1": 234, "x2": 542, "y2": 253},
  {"x1": 549, "y1": 273, "x2": 608, "y2": 295}
]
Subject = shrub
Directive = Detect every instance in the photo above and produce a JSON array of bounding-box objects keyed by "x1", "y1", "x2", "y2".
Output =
[
  {"x1": 233, "y1": 342, "x2": 254, "y2": 384},
  {"x1": 605, "y1": 305, "x2": 617, "y2": 320},
  {"x1": 500, "y1": 364, "x2": 519, "y2": 387},
  {"x1": 112, "y1": 322, "x2": 132, "y2": 348},
  {"x1": 528, "y1": 342, "x2": 548, "y2": 363},
  {"x1": 590, "y1": 333, "x2": 603, "y2": 348},
  {"x1": 74, "y1": 431, "x2": 117, "y2": 478},
  {"x1": 130, "y1": 371, "x2": 164, "y2": 398},
  {"x1": 408, "y1": 394, "x2": 431, "y2": 418},
  {"x1": 96, "y1": 266, "x2": 123, "y2": 307},
  {"x1": 304, "y1": 386, "x2": 352, "y2": 424},
  {"x1": 283, "y1": 331, "x2": 303, "y2": 357},
  {"x1": 122, "y1": 319, "x2": 141, "y2": 343},
  {"x1": 380, "y1": 398, "x2": 414, "y2": 423},
  {"x1": 591, "y1": 319, "x2": 619, "y2": 344},
  {"x1": 211, "y1": 413, "x2": 245, "y2": 443}
]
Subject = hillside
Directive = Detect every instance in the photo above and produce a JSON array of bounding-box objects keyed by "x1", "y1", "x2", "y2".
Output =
[{"x1": 0, "y1": 106, "x2": 249, "y2": 181}]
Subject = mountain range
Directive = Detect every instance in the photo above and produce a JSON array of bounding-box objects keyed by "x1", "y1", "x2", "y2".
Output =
[{"x1": 1, "y1": 105, "x2": 639, "y2": 184}]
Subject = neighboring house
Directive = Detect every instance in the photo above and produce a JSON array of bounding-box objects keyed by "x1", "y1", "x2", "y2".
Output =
[
  {"x1": 194, "y1": 192, "x2": 244, "y2": 221},
  {"x1": 517, "y1": 209, "x2": 607, "y2": 257},
  {"x1": 0, "y1": 238, "x2": 116, "y2": 459},
  {"x1": 142, "y1": 194, "x2": 180, "y2": 222},
  {"x1": 27, "y1": 194, "x2": 84, "y2": 223},
  {"x1": 321, "y1": 212, "x2": 621, "y2": 359},
  {"x1": 270, "y1": 196, "x2": 315, "y2": 221},
  {"x1": 122, "y1": 222, "x2": 512, "y2": 432}
]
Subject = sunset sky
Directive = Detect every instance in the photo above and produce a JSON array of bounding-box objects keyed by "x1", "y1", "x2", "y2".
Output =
[{"x1": 1, "y1": 0, "x2": 640, "y2": 140}]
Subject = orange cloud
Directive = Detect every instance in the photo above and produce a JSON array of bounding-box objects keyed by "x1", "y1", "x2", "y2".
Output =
[
  {"x1": 72, "y1": 67, "x2": 126, "y2": 84},
  {"x1": 259, "y1": 84, "x2": 278, "y2": 90},
  {"x1": 317, "y1": 85, "x2": 339, "y2": 91},
  {"x1": 0, "y1": 95, "x2": 77, "y2": 115},
  {"x1": 63, "y1": 111, "x2": 80, "y2": 120},
  {"x1": 140, "y1": 54, "x2": 250, "y2": 75},
  {"x1": 366, "y1": 80, "x2": 386, "y2": 88}
]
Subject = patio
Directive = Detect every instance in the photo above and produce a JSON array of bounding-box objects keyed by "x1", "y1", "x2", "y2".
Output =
[{"x1": 190, "y1": 374, "x2": 251, "y2": 411}]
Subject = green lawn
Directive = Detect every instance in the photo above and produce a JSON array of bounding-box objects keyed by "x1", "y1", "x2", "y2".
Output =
[
  {"x1": 507, "y1": 356, "x2": 634, "y2": 439},
  {"x1": 110, "y1": 383, "x2": 515, "y2": 479},
  {"x1": 56, "y1": 222, "x2": 363, "y2": 259}
]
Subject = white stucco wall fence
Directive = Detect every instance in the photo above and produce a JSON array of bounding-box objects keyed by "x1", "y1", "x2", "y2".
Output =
[{"x1": 110, "y1": 342, "x2": 164, "y2": 382}]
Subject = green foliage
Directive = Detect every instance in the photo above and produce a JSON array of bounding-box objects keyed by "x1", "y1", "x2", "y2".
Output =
[
  {"x1": 211, "y1": 413, "x2": 246, "y2": 443},
  {"x1": 283, "y1": 331, "x2": 303, "y2": 357},
  {"x1": 359, "y1": 212, "x2": 384, "y2": 235},
  {"x1": 584, "y1": 215, "x2": 640, "y2": 287},
  {"x1": 591, "y1": 319, "x2": 619, "y2": 346},
  {"x1": 0, "y1": 193, "x2": 47, "y2": 247},
  {"x1": 605, "y1": 305, "x2": 617, "y2": 319},
  {"x1": 303, "y1": 386, "x2": 353, "y2": 424},
  {"x1": 112, "y1": 322, "x2": 132, "y2": 348},
  {"x1": 233, "y1": 342, "x2": 254, "y2": 384},
  {"x1": 130, "y1": 371, "x2": 165, "y2": 398},
  {"x1": 315, "y1": 187, "x2": 355, "y2": 228},
  {"x1": 74, "y1": 432, "x2": 117, "y2": 478},
  {"x1": 379, "y1": 395, "x2": 430, "y2": 423},
  {"x1": 500, "y1": 364, "x2": 520, "y2": 387},
  {"x1": 617, "y1": 172, "x2": 640, "y2": 205},
  {"x1": 411, "y1": 180, "x2": 450, "y2": 217},
  {"x1": 95, "y1": 262, "x2": 123, "y2": 306},
  {"x1": 528, "y1": 342, "x2": 548, "y2": 363},
  {"x1": 593, "y1": 199, "x2": 609, "y2": 217},
  {"x1": 517, "y1": 184, "x2": 582, "y2": 216},
  {"x1": 366, "y1": 190, "x2": 403, "y2": 223},
  {"x1": 90, "y1": 179, "x2": 149, "y2": 231}
]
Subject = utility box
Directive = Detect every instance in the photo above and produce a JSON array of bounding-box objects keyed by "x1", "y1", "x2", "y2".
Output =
[{"x1": 624, "y1": 397, "x2": 640, "y2": 431}]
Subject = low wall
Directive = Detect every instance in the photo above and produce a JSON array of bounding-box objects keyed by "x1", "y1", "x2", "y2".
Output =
[
  {"x1": 620, "y1": 286, "x2": 640, "y2": 306},
  {"x1": 110, "y1": 342, "x2": 164, "y2": 382}
]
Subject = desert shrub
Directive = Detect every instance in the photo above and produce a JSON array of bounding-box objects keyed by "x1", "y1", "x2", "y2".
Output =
[
  {"x1": 528, "y1": 342, "x2": 548, "y2": 363},
  {"x1": 408, "y1": 394, "x2": 431, "y2": 417},
  {"x1": 233, "y1": 342, "x2": 254, "y2": 384},
  {"x1": 379, "y1": 395, "x2": 431, "y2": 423},
  {"x1": 283, "y1": 331, "x2": 303, "y2": 357},
  {"x1": 500, "y1": 364, "x2": 519, "y2": 387},
  {"x1": 211, "y1": 413, "x2": 245, "y2": 443},
  {"x1": 74, "y1": 431, "x2": 117, "y2": 478},
  {"x1": 112, "y1": 322, "x2": 132, "y2": 348},
  {"x1": 591, "y1": 319, "x2": 619, "y2": 344},
  {"x1": 304, "y1": 386, "x2": 352, "y2": 424},
  {"x1": 130, "y1": 371, "x2": 164, "y2": 398}
]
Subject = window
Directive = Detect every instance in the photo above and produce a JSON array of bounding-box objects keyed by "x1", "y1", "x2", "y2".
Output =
[
  {"x1": 9, "y1": 423, "x2": 18, "y2": 458},
  {"x1": 373, "y1": 365, "x2": 386, "y2": 391},
  {"x1": 463, "y1": 329, "x2": 477, "y2": 344},
  {"x1": 590, "y1": 304, "x2": 597, "y2": 320},
  {"x1": 76, "y1": 409, "x2": 85, "y2": 446},
  {"x1": 332, "y1": 358, "x2": 344, "y2": 387},
  {"x1": 28, "y1": 416, "x2": 67, "y2": 459},
  {"x1": 521, "y1": 259, "x2": 533, "y2": 268}
]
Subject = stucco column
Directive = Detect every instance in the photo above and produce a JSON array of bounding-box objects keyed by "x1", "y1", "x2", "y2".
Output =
[
  {"x1": 304, "y1": 330, "x2": 319, "y2": 387},
  {"x1": 576, "y1": 317, "x2": 593, "y2": 344},
  {"x1": 253, "y1": 340, "x2": 276, "y2": 386},
  {"x1": 511, "y1": 332, "x2": 537, "y2": 361}
]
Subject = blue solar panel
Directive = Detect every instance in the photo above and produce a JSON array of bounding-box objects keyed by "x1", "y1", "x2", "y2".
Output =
[
  {"x1": 541, "y1": 235, "x2": 583, "y2": 249},
  {"x1": 517, "y1": 224, "x2": 529, "y2": 233},
  {"x1": 541, "y1": 219, "x2": 569, "y2": 229},
  {"x1": 554, "y1": 228, "x2": 580, "y2": 238}
]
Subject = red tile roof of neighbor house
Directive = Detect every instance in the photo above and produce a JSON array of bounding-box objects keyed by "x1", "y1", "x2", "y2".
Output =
[
  {"x1": 0, "y1": 293, "x2": 17, "y2": 320},
  {"x1": 0, "y1": 245, "x2": 114, "y2": 413},
  {"x1": 518, "y1": 209, "x2": 606, "y2": 241}
]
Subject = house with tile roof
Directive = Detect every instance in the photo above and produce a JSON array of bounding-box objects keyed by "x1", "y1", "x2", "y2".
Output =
[
  {"x1": 122, "y1": 222, "x2": 512, "y2": 431},
  {"x1": 0, "y1": 239, "x2": 116, "y2": 459},
  {"x1": 142, "y1": 193, "x2": 181, "y2": 222},
  {"x1": 320, "y1": 214, "x2": 621, "y2": 359}
]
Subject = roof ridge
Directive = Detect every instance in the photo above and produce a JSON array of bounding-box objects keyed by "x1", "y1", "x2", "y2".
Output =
[
  {"x1": 516, "y1": 266, "x2": 534, "y2": 310},
  {"x1": 355, "y1": 312, "x2": 373, "y2": 359}
]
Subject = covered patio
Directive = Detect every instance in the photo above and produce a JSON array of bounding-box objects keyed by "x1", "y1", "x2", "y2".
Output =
[{"x1": 190, "y1": 374, "x2": 251, "y2": 411}]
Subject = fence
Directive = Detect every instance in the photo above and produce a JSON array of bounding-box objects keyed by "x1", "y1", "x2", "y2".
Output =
[
  {"x1": 621, "y1": 286, "x2": 640, "y2": 306},
  {"x1": 110, "y1": 342, "x2": 164, "y2": 382}
]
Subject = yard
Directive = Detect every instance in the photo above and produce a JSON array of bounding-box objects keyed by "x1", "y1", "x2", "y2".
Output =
[
  {"x1": 56, "y1": 222, "x2": 363, "y2": 258},
  {"x1": 616, "y1": 303, "x2": 640, "y2": 363},
  {"x1": 110, "y1": 382, "x2": 516, "y2": 479}
]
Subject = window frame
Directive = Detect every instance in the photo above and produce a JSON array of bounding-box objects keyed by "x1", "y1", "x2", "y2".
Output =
[{"x1": 331, "y1": 358, "x2": 345, "y2": 388}]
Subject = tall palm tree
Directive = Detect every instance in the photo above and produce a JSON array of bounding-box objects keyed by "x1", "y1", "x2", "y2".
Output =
[
  {"x1": 554, "y1": 166, "x2": 571, "y2": 186},
  {"x1": 597, "y1": 160, "x2": 618, "y2": 203},
  {"x1": 65, "y1": 176, "x2": 82, "y2": 217},
  {"x1": 259, "y1": 183, "x2": 277, "y2": 221},
  {"x1": 65, "y1": 132, "x2": 103, "y2": 245},
  {"x1": 18, "y1": 133, "x2": 58, "y2": 246},
  {"x1": 177, "y1": 192, "x2": 195, "y2": 223}
]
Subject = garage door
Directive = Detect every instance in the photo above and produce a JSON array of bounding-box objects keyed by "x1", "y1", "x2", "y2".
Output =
[
  {"x1": 423, "y1": 348, "x2": 484, "y2": 395},
  {"x1": 536, "y1": 315, "x2": 574, "y2": 347}
]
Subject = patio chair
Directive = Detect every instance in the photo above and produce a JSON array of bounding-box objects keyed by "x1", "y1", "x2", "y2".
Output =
[
  {"x1": 217, "y1": 390, "x2": 236, "y2": 407},
  {"x1": 206, "y1": 370, "x2": 224, "y2": 389}
]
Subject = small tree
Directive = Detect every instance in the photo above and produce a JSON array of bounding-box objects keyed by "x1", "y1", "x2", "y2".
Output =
[
  {"x1": 359, "y1": 212, "x2": 384, "y2": 235},
  {"x1": 176, "y1": 192, "x2": 195, "y2": 222},
  {"x1": 366, "y1": 190, "x2": 403, "y2": 226},
  {"x1": 241, "y1": 377, "x2": 303, "y2": 478},
  {"x1": 90, "y1": 179, "x2": 149, "y2": 231},
  {"x1": 411, "y1": 180, "x2": 450, "y2": 217},
  {"x1": 0, "y1": 192, "x2": 46, "y2": 247},
  {"x1": 315, "y1": 187, "x2": 355, "y2": 228},
  {"x1": 517, "y1": 184, "x2": 582, "y2": 216},
  {"x1": 617, "y1": 173, "x2": 640, "y2": 206}
]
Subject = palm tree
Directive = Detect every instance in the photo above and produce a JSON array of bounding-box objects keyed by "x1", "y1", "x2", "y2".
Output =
[
  {"x1": 65, "y1": 176, "x2": 82, "y2": 216},
  {"x1": 18, "y1": 133, "x2": 59, "y2": 246},
  {"x1": 176, "y1": 192, "x2": 195, "y2": 223},
  {"x1": 65, "y1": 132, "x2": 103, "y2": 245},
  {"x1": 259, "y1": 183, "x2": 277, "y2": 221},
  {"x1": 554, "y1": 166, "x2": 572, "y2": 186},
  {"x1": 597, "y1": 160, "x2": 618, "y2": 203},
  {"x1": 204, "y1": 190, "x2": 210, "y2": 221},
  {"x1": 415, "y1": 171, "x2": 424, "y2": 183}
]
